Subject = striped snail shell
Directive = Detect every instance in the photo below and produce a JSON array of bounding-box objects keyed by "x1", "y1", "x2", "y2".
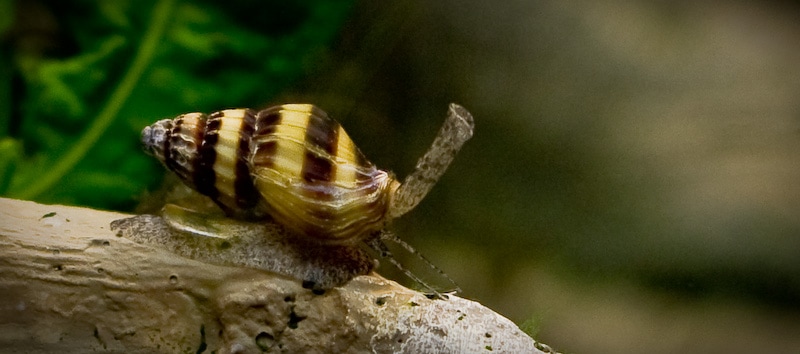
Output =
[{"x1": 142, "y1": 103, "x2": 474, "y2": 245}]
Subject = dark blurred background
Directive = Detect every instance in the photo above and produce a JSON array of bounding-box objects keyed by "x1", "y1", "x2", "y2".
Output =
[{"x1": 3, "y1": 1, "x2": 799, "y2": 352}]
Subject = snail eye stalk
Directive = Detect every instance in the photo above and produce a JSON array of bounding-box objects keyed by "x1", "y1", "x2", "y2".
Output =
[{"x1": 388, "y1": 103, "x2": 474, "y2": 220}]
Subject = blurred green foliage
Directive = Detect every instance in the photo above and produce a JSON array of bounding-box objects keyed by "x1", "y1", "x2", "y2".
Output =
[{"x1": 0, "y1": 0, "x2": 353, "y2": 210}]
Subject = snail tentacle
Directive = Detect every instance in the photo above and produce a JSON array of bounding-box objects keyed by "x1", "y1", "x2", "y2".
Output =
[{"x1": 388, "y1": 103, "x2": 474, "y2": 219}]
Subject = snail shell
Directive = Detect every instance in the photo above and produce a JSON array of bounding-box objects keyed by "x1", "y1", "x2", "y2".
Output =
[{"x1": 142, "y1": 104, "x2": 400, "y2": 244}]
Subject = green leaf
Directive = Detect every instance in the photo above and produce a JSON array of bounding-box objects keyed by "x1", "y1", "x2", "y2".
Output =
[{"x1": 0, "y1": 138, "x2": 22, "y2": 193}]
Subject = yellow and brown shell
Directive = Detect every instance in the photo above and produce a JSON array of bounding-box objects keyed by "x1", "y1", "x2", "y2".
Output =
[
  {"x1": 142, "y1": 104, "x2": 399, "y2": 244},
  {"x1": 142, "y1": 103, "x2": 474, "y2": 249}
]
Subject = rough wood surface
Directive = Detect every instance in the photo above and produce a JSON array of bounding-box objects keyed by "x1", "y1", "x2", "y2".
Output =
[{"x1": 0, "y1": 198, "x2": 548, "y2": 353}]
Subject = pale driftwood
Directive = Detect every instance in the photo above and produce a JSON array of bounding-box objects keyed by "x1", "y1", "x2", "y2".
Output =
[{"x1": 0, "y1": 197, "x2": 548, "y2": 353}]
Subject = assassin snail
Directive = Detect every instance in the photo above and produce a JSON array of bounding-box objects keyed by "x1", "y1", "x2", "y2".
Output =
[{"x1": 141, "y1": 103, "x2": 475, "y2": 246}]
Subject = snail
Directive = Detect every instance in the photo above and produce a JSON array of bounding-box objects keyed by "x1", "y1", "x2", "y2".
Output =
[{"x1": 116, "y1": 103, "x2": 474, "y2": 296}]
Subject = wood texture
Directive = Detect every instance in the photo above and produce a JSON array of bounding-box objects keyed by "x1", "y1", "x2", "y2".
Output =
[{"x1": 0, "y1": 197, "x2": 548, "y2": 353}]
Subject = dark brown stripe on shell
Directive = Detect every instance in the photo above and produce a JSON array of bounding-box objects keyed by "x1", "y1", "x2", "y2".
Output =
[
  {"x1": 302, "y1": 111, "x2": 339, "y2": 183},
  {"x1": 194, "y1": 115, "x2": 219, "y2": 200},
  {"x1": 255, "y1": 110, "x2": 281, "y2": 137},
  {"x1": 161, "y1": 119, "x2": 175, "y2": 172},
  {"x1": 303, "y1": 151, "x2": 333, "y2": 184},
  {"x1": 251, "y1": 109, "x2": 283, "y2": 169},
  {"x1": 165, "y1": 116, "x2": 196, "y2": 183},
  {"x1": 252, "y1": 140, "x2": 277, "y2": 168},
  {"x1": 234, "y1": 109, "x2": 260, "y2": 209}
]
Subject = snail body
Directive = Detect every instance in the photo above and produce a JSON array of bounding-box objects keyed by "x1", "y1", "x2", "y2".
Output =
[{"x1": 139, "y1": 103, "x2": 474, "y2": 293}]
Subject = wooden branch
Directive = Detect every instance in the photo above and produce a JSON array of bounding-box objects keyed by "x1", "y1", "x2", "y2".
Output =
[{"x1": 0, "y1": 197, "x2": 549, "y2": 353}]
